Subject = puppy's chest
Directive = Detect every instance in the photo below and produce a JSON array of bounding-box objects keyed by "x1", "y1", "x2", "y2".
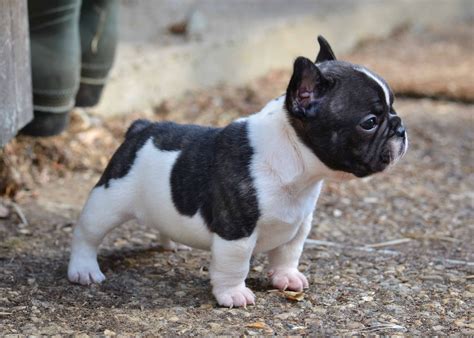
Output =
[{"x1": 254, "y1": 179, "x2": 322, "y2": 252}]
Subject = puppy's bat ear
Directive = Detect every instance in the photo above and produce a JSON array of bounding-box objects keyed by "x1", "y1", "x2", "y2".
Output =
[
  {"x1": 315, "y1": 35, "x2": 336, "y2": 63},
  {"x1": 285, "y1": 56, "x2": 327, "y2": 119}
]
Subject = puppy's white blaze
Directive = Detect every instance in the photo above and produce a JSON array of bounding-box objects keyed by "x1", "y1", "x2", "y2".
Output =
[
  {"x1": 355, "y1": 66, "x2": 391, "y2": 106},
  {"x1": 132, "y1": 140, "x2": 213, "y2": 250}
]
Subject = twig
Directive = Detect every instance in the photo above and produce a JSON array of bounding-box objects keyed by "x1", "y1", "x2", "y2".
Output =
[
  {"x1": 11, "y1": 202, "x2": 28, "y2": 226},
  {"x1": 304, "y1": 239, "x2": 343, "y2": 247},
  {"x1": 305, "y1": 239, "x2": 399, "y2": 256},
  {"x1": 405, "y1": 233, "x2": 459, "y2": 243},
  {"x1": 365, "y1": 238, "x2": 412, "y2": 248},
  {"x1": 439, "y1": 259, "x2": 474, "y2": 267},
  {"x1": 361, "y1": 323, "x2": 407, "y2": 333}
]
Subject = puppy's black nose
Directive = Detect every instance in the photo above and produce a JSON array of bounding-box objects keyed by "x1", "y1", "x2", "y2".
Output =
[{"x1": 395, "y1": 125, "x2": 406, "y2": 137}]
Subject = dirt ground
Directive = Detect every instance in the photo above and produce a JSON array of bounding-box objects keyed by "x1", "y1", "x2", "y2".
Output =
[{"x1": 1, "y1": 23, "x2": 473, "y2": 335}]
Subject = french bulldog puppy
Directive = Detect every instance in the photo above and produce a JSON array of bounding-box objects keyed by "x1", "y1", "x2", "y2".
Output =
[{"x1": 68, "y1": 36, "x2": 407, "y2": 307}]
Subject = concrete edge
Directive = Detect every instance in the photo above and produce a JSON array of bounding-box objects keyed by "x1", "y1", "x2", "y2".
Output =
[{"x1": 93, "y1": 0, "x2": 471, "y2": 116}]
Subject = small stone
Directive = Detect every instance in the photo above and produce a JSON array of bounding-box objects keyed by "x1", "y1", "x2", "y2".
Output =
[
  {"x1": 0, "y1": 204, "x2": 9, "y2": 218},
  {"x1": 208, "y1": 322, "x2": 220, "y2": 330},
  {"x1": 143, "y1": 233, "x2": 157, "y2": 240},
  {"x1": 245, "y1": 330, "x2": 259, "y2": 335},
  {"x1": 341, "y1": 198, "x2": 351, "y2": 205},
  {"x1": 169, "y1": 316, "x2": 179, "y2": 322},
  {"x1": 274, "y1": 312, "x2": 295, "y2": 320},
  {"x1": 363, "y1": 197, "x2": 378, "y2": 204},
  {"x1": 104, "y1": 329, "x2": 116, "y2": 336},
  {"x1": 311, "y1": 306, "x2": 327, "y2": 314},
  {"x1": 346, "y1": 322, "x2": 365, "y2": 330},
  {"x1": 433, "y1": 325, "x2": 445, "y2": 331},
  {"x1": 333, "y1": 209, "x2": 342, "y2": 217},
  {"x1": 421, "y1": 275, "x2": 444, "y2": 282},
  {"x1": 18, "y1": 228, "x2": 31, "y2": 235}
]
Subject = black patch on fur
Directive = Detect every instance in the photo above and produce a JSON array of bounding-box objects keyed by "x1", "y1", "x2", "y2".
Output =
[
  {"x1": 97, "y1": 119, "x2": 260, "y2": 241},
  {"x1": 169, "y1": 121, "x2": 260, "y2": 241}
]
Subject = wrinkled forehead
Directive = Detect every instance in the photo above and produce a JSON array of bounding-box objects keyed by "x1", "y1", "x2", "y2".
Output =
[
  {"x1": 353, "y1": 65, "x2": 393, "y2": 106},
  {"x1": 320, "y1": 61, "x2": 394, "y2": 107}
]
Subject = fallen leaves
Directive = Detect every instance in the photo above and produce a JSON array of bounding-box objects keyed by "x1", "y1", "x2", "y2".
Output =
[
  {"x1": 246, "y1": 321, "x2": 273, "y2": 333},
  {"x1": 269, "y1": 289, "x2": 305, "y2": 302}
]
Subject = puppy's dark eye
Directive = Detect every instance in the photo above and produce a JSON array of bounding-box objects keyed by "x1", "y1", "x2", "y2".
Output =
[{"x1": 360, "y1": 116, "x2": 377, "y2": 130}]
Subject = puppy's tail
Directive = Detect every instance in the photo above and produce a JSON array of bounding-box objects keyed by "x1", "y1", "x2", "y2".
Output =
[{"x1": 125, "y1": 119, "x2": 152, "y2": 138}]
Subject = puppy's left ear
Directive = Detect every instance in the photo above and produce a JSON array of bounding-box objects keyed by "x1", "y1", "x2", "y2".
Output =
[
  {"x1": 285, "y1": 56, "x2": 328, "y2": 119},
  {"x1": 315, "y1": 35, "x2": 337, "y2": 63}
]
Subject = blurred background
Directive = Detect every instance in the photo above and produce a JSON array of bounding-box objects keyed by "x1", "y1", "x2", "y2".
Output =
[{"x1": 1, "y1": 0, "x2": 473, "y2": 335}]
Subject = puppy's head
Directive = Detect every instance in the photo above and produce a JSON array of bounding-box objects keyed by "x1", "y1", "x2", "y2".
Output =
[{"x1": 285, "y1": 36, "x2": 408, "y2": 177}]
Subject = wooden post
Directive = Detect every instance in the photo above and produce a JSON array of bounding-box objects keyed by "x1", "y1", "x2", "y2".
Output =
[{"x1": 0, "y1": 0, "x2": 33, "y2": 147}]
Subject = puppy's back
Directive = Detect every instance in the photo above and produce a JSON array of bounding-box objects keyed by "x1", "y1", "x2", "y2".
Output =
[{"x1": 95, "y1": 120, "x2": 219, "y2": 189}]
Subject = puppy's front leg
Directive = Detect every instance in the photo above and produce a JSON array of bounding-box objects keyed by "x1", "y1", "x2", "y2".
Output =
[
  {"x1": 268, "y1": 215, "x2": 312, "y2": 291},
  {"x1": 210, "y1": 233, "x2": 256, "y2": 307}
]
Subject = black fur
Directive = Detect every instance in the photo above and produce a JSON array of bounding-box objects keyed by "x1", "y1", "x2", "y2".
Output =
[
  {"x1": 315, "y1": 35, "x2": 337, "y2": 63},
  {"x1": 96, "y1": 120, "x2": 260, "y2": 241},
  {"x1": 170, "y1": 121, "x2": 260, "y2": 241}
]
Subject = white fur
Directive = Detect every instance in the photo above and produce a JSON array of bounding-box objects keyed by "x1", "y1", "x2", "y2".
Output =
[
  {"x1": 355, "y1": 66, "x2": 391, "y2": 106},
  {"x1": 68, "y1": 96, "x2": 345, "y2": 307}
]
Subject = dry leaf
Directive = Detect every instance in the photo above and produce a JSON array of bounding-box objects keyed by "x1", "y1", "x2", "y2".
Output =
[
  {"x1": 268, "y1": 289, "x2": 305, "y2": 301},
  {"x1": 246, "y1": 321, "x2": 273, "y2": 332},
  {"x1": 283, "y1": 290, "x2": 305, "y2": 301}
]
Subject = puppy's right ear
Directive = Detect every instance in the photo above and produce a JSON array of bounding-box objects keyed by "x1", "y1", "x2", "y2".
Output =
[
  {"x1": 285, "y1": 57, "x2": 327, "y2": 119},
  {"x1": 315, "y1": 35, "x2": 337, "y2": 63}
]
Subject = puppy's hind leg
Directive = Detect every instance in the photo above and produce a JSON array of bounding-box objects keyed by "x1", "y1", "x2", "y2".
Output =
[{"x1": 68, "y1": 185, "x2": 131, "y2": 285}]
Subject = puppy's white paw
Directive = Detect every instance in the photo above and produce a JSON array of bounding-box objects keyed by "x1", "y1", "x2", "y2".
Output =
[
  {"x1": 68, "y1": 258, "x2": 105, "y2": 285},
  {"x1": 213, "y1": 284, "x2": 255, "y2": 308},
  {"x1": 269, "y1": 268, "x2": 308, "y2": 291}
]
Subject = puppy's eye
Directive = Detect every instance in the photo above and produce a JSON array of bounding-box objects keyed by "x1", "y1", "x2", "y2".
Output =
[{"x1": 360, "y1": 116, "x2": 377, "y2": 130}]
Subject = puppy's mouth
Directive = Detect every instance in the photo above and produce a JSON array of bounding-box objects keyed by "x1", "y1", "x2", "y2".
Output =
[
  {"x1": 388, "y1": 135, "x2": 408, "y2": 166},
  {"x1": 351, "y1": 135, "x2": 408, "y2": 178}
]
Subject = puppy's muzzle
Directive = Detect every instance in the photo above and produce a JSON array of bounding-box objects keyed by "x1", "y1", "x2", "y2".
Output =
[{"x1": 388, "y1": 120, "x2": 408, "y2": 165}]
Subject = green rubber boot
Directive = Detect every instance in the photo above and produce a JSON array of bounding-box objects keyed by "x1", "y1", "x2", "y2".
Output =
[
  {"x1": 21, "y1": 0, "x2": 82, "y2": 136},
  {"x1": 75, "y1": 0, "x2": 118, "y2": 107}
]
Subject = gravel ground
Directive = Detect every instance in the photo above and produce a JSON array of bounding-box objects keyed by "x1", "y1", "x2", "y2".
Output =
[
  {"x1": 1, "y1": 97, "x2": 473, "y2": 335},
  {"x1": 1, "y1": 24, "x2": 473, "y2": 336}
]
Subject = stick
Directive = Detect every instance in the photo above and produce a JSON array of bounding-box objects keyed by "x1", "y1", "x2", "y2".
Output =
[
  {"x1": 11, "y1": 202, "x2": 28, "y2": 226},
  {"x1": 365, "y1": 238, "x2": 412, "y2": 248}
]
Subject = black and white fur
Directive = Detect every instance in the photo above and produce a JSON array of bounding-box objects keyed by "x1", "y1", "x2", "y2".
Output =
[{"x1": 68, "y1": 36, "x2": 408, "y2": 307}]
